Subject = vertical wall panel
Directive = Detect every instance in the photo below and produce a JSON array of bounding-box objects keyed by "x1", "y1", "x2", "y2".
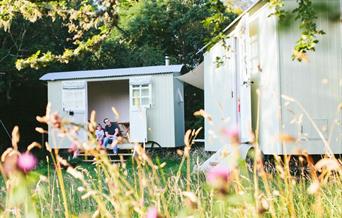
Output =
[
  {"x1": 279, "y1": 0, "x2": 342, "y2": 154},
  {"x1": 48, "y1": 81, "x2": 73, "y2": 148},
  {"x1": 204, "y1": 38, "x2": 238, "y2": 151},
  {"x1": 173, "y1": 76, "x2": 185, "y2": 146},
  {"x1": 257, "y1": 6, "x2": 282, "y2": 154},
  {"x1": 147, "y1": 74, "x2": 175, "y2": 147}
]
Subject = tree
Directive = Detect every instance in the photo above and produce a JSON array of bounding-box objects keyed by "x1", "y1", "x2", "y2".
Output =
[
  {"x1": 0, "y1": 0, "x2": 119, "y2": 70},
  {"x1": 0, "y1": 0, "x2": 121, "y2": 101},
  {"x1": 117, "y1": 0, "x2": 236, "y2": 66}
]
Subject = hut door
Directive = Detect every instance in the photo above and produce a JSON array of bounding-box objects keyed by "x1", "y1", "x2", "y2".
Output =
[
  {"x1": 129, "y1": 108, "x2": 147, "y2": 143},
  {"x1": 237, "y1": 16, "x2": 253, "y2": 143},
  {"x1": 62, "y1": 81, "x2": 88, "y2": 141},
  {"x1": 129, "y1": 77, "x2": 151, "y2": 143}
]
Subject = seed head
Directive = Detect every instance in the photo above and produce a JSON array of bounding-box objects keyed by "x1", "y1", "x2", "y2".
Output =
[{"x1": 51, "y1": 112, "x2": 62, "y2": 128}]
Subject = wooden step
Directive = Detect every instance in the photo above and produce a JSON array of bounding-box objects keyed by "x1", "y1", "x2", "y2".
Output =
[
  {"x1": 82, "y1": 158, "x2": 126, "y2": 163},
  {"x1": 78, "y1": 152, "x2": 133, "y2": 157},
  {"x1": 78, "y1": 150, "x2": 133, "y2": 163},
  {"x1": 107, "y1": 153, "x2": 133, "y2": 156}
]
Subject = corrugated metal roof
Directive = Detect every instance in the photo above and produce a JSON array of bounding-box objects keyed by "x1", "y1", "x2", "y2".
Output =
[{"x1": 40, "y1": 64, "x2": 184, "y2": 81}]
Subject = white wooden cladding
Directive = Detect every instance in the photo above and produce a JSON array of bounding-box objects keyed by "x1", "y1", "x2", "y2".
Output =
[
  {"x1": 62, "y1": 81, "x2": 86, "y2": 112},
  {"x1": 237, "y1": 14, "x2": 253, "y2": 143},
  {"x1": 129, "y1": 108, "x2": 148, "y2": 143},
  {"x1": 129, "y1": 76, "x2": 152, "y2": 85},
  {"x1": 204, "y1": 1, "x2": 342, "y2": 154}
]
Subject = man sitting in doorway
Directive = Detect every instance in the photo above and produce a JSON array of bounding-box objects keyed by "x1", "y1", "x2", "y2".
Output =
[{"x1": 103, "y1": 118, "x2": 120, "y2": 154}]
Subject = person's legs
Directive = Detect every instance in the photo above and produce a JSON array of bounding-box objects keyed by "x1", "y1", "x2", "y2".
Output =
[
  {"x1": 109, "y1": 136, "x2": 118, "y2": 154},
  {"x1": 103, "y1": 137, "x2": 111, "y2": 147},
  {"x1": 112, "y1": 144, "x2": 119, "y2": 155}
]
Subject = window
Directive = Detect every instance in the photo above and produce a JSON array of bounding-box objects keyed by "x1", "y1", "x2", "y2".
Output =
[
  {"x1": 62, "y1": 81, "x2": 86, "y2": 112},
  {"x1": 130, "y1": 84, "x2": 152, "y2": 108}
]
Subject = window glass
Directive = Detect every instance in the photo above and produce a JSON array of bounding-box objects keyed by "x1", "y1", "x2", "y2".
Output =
[
  {"x1": 133, "y1": 89, "x2": 140, "y2": 97},
  {"x1": 141, "y1": 88, "x2": 149, "y2": 97},
  {"x1": 141, "y1": 97, "x2": 150, "y2": 106},
  {"x1": 130, "y1": 83, "x2": 152, "y2": 108},
  {"x1": 133, "y1": 97, "x2": 140, "y2": 106}
]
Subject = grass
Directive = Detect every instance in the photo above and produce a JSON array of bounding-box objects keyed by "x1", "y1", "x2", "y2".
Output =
[
  {"x1": 0, "y1": 107, "x2": 341, "y2": 217},
  {"x1": 1, "y1": 146, "x2": 341, "y2": 218}
]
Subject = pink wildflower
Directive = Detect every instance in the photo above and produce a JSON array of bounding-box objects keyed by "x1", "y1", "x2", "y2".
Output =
[
  {"x1": 68, "y1": 143, "x2": 79, "y2": 158},
  {"x1": 146, "y1": 207, "x2": 160, "y2": 218},
  {"x1": 207, "y1": 166, "x2": 232, "y2": 194},
  {"x1": 207, "y1": 166, "x2": 231, "y2": 184},
  {"x1": 222, "y1": 127, "x2": 240, "y2": 144},
  {"x1": 17, "y1": 152, "x2": 38, "y2": 173}
]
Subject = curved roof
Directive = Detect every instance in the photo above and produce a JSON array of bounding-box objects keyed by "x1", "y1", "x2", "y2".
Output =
[{"x1": 40, "y1": 64, "x2": 184, "y2": 81}]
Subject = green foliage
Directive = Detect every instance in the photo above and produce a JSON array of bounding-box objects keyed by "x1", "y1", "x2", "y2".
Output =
[
  {"x1": 0, "y1": 0, "x2": 119, "y2": 103},
  {"x1": 0, "y1": 15, "x2": 71, "y2": 101},
  {"x1": 202, "y1": 0, "x2": 238, "y2": 48},
  {"x1": 268, "y1": 0, "x2": 286, "y2": 17},
  {"x1": 292, "y1": 0, "x2": 325, "y2": 61},
  {"x1": 0, "y1": 0, "x2": 119, "y2": 70},
  {"x1": 119, "y1": 0, "x2": 215, "y2": 66},
  {"x1": 269, "y1": 0, "x2": 326, "y2": 62},
  {"x1": 1, "y1": 149, "x2": 341, "y2": 217},
  {"x1": 69, "y1": 0, "x2": 230, "y2": 68}
]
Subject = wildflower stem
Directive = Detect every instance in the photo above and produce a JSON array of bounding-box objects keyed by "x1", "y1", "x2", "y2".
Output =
[
  {"x1": 54, "y1": 149, "x2": 70, "y2": 218},
  {"x1": 187, "y1": 152, "x2": 191, "y2": 192}
]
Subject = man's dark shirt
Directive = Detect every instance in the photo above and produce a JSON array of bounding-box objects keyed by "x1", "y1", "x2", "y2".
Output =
[{"x1": 105, "y1": 122, "x2": 120, "y2": 135}]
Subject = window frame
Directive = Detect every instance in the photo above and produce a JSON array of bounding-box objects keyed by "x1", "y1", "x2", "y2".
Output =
[{"x1": 130, "y1": 83, "x2": 152, "y2": 109}]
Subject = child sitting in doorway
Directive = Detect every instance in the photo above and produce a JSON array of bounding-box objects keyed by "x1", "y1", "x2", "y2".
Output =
[{"x1": 95, "y1": 123, "x2": 105, "y2": 146}]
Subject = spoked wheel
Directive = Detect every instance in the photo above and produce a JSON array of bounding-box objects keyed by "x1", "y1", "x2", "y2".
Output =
[
  {"x1": 246, "y1": 148, "x2": 256, "y2": 173},
  {"x1": 245, "y1": 147, "x2": 265, "y2": 174},
  {"x1": 145, "y1": 141, "x2": 162, "y2": 149}
]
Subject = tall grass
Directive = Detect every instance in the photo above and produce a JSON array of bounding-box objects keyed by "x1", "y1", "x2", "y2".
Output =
[{"x1": 0, "y1": 104, "x2": 341, "y2": 217}]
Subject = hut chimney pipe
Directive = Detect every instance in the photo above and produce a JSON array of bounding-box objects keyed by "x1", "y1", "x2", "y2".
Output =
[{"x1": 165, "y1": 56, "x2": 170, "y2": 66}]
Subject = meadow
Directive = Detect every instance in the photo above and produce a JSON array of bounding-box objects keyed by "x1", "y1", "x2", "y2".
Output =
[{"x1": 0, "y1": 108, "x2": 341, "y2": 218}]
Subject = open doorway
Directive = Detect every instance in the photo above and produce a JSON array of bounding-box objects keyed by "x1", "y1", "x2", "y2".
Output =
[{"x1": 87, "y1": 80, "x2": 130, "y2": 140}]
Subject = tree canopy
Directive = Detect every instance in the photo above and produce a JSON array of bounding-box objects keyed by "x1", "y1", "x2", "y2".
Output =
[
  {"x1": 1, "y1": 0, "x2": 334, "y2": 73},
  {"x1": 0, "y1": 0, "x2": 118, "y2": 70}
]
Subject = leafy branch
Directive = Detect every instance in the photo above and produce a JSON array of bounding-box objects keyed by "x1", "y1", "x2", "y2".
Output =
[
  {"x1": 202, "y1": 0, "x2": 237, "y2": 47},
  {"x1": 292, "y1": 0, "x2": 325, "y2": 61},
  {"x1": 269, "y1": 0, "x2": 325, "y2": 61},
  {"x1": 0, "y1": 0, "x2": 119, "y2": 70}
]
